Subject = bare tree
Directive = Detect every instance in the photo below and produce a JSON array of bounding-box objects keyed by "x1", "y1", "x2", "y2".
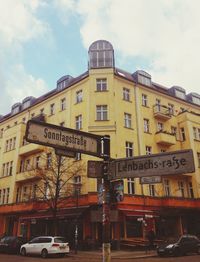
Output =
[{"x1": 32, "y1": 149, "x2": 86, "y2": 235}]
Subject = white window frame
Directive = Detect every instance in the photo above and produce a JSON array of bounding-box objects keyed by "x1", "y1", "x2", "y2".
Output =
[
  {"x1": 75, "y1": 115, "x2": 82, "y2": 130},
  {"x1": 76, "y1": 90, "x2": 83, "y2": 103},
  {"x1": 144, "y1": 119, "x2": 150, "y2": 133},
  {"x1": 124, "y1": 113, "x2": 132, "y2": 128},
  {"x1": 60, "y1": 98, "x2": 66, "y2": 111},
  {"x1": 146, "y1": 146, "x2": 152, "y2": 155},
  {"x1": 50, "y1": 103, "x2": 55, "y2": 115},
  {"x1": 96, "y1": 105, "x2": 108, "y2": 121},
  {"x1": 149, "y1": 184, "x2": 155, "y2": 196},
  {"x1": 127, "y1": 178, "x2": 135, "y2": 194},
  {"x1": 125, "y1": 141, "x2": 133, "y2": 157},
  {"x1": 123, "y1": 88, "x2": 130, "y2": 101},
  {"x1": 163, "y1": 179, "x2": 170, "y2": 196},
  {"x1": 142, "y1": 94, "x2": 148, "y2": 107},
  {"x1": 96, "y1": 78, "x2": 107, "y2": 91}
]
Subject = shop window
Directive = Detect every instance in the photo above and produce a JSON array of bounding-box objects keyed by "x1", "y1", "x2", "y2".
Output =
[{"x1": 126, "y1": 217, "x2": 143, "y2": 237}]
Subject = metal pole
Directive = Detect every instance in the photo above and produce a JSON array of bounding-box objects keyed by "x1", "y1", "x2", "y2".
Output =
[
  {"x1": 74, "y1": 184, "x2": 79, "y2": 254},
  {"x1": 101, "y1": 136, "x2": 111, "y2": 262}
]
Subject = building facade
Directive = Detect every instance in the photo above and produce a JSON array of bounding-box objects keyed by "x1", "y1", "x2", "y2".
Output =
[{"x1": 0, "y1": 40, "x2": 200, "y2": 248}]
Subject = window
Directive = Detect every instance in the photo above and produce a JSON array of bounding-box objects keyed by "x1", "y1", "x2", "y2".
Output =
[
  {"x1": 163, "y1": 179, "x2": 170, "y2": 196},
  {"x1": 127, "y1": 178, "x2": 135, "y2": 194},
  {"x1": 178, "y1": 181, "x2": 185, "y2": 197},
  {"x1": 193, "y1": 127, "x2": 197, "y2": 139},
  {"x1": 44, "y1": 182, "x2": 50, "y2": 199},
  {"x1": 124, "y1": 113, "x2": 132, "y2": 128},
  {"x1": 76, "y1": 90, "x2": 83, "y2": 103},
  {"x1": 50, "y1": 103, "x2": 55, "y2": 115},
  {"x1": 74, "y1": 176, "x2": 81, "y2": 194},
  {"x1": 156, "y1": 99, "x2": 161, "y2": 111},
  {"x1": 175, "y1": 90, "x2": 186, "y2": 99},
  {"x1": 25, "y1": 159, "x2": 31, "y2": 171},
  {"x1": 60, "y1": 98, "x2": 66, "y2": 111},
  {"x1": 142, "y1": 94, "x2": 148, "y2": 107},
  {"x1": 40, "y1": 108, "x2": 44, "y2": 114},
  {"x1": 197, "y1": 153, "x2": 200, "y2": 167},
  {"x1": 171, "y1": 126, "x2": 177, "y2": 138},
  {"x1": 144, "y1": 119, "x2": 150, "y2": 133},
  {"x1": 2, "y1": 189, "x2": 6, "y2": 204},
  {"x1": 96, "y1": 105, "x2": 108, "y2": 121},
  {"x1": 9, "y1": 161, "x2": 13, "y2": 176},
  {"x1": 198, "y1": 128, "x2": 200, "y2": 140},
  {"x1": 47, "y1": 153, "x2": 52, "y2": 168},
  {"x1": 96, "y1": 78, "x2": 107, "y2": 91},
  {"x1": 157, "y1": 122, "x2": 163, "y2": 132},
  {"x1": 16, "y1": 187, "x2": 21, "y2": 203},
  {"x1": 149, "y1": 184, "x2": 155, "y2": 196},
  {"x1": 2, "y1": 164, "x2": 5, "y2": 177},
  {"x1": 35, "y1": 156, "x2": 40, "y2": 169},
  {"x1": 180, "y1": 127, "x2": 186, "y2": 141},
  {"x1": 6, "y1": 188, "x2": 9, "y2": 203},
  {"x1": 125, "y1": 141, "x2": 133, "y2": 157},
  {"x1": 20, "y1": 160, "x2": 25, "y2": 173},
  {"x1": 13, "y1": 137, "x2": 16, "y2": 149},
  {"x1": 5, "y1": 140, "x2": 9, "y2": 152},
  {"x1": 75, "y1": 115, "x2": 82, "y2": 130},
  {"x1": 138, "y1": 75, "x2": 151, "y2": 86},
  {"x1": 188, "y1": 182, "x2": 194, "y2": 198},
  {"x1": 192, "y1": 96, "x2": 200, "y2": 105},
  {"x1": 146, "y1": 146, "x2": 152, "y2": 155},
  {"x1": 123, "y1": 88, "x2": 130, "y2": 101},
  {"x1": 75, "y1": 152, "x2": 81, "y2": 161},
  {"x1": 168, "y1": 103, "x2": 174, "y2": 115}
]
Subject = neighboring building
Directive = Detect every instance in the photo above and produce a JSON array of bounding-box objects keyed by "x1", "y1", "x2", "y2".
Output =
[{"x1": 0, "y1": 40, "x2": 200, "y2": 247}]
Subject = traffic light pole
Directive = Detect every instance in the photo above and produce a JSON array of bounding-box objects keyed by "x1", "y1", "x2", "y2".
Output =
[{"x1": 101, "y1": 136, "x2": 111, "y2": 262}]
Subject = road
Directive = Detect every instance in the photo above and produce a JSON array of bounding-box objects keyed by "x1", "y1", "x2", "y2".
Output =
[{"x1": 0, "y1": 253, "x2": 200, "y2": 262}]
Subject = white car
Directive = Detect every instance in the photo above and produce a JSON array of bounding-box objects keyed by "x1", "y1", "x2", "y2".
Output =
[{"x1": 20, "y1": 236, "x2": 69, "y2": 258}]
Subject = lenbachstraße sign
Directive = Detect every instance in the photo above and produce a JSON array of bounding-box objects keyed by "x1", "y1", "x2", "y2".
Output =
[
  {"x1": 25, "y1": 120, "x2": 102, "y2": 157},
  {"x1": 109, "y1": 149, "x2": 195, "y2": 179}
]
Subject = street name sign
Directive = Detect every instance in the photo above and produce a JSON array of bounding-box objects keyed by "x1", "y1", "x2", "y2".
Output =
[
  {"x1": 109, "y1": 149, "x2": 195, "y2": 179},
  {"x1": 25, "y1": 120, "x2": 102, "y2": 157},
  {"x1": 140, "y1": 176, "x2": 162, "y2": 184}
]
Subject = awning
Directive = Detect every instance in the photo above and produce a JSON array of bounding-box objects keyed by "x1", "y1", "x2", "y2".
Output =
[{"x1": 19, "y1": 206, "x2": 89, "y2": 221}]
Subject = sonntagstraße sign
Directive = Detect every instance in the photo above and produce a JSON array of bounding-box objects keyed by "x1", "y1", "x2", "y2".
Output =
[
  {"x1": 25, "y1": 120, "x2": 102, "y2": 157},
  {"x1": 109, "y1": 149, "x2": 195, "y2": 179}
]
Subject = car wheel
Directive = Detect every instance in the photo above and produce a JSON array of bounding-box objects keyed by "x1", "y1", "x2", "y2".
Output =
[
  {"x1": 41, "y1": 249, "x2": 48, "y2": 258},
  {"x1": 21, "y1": 247, "x2": 26, "y2": 256}
]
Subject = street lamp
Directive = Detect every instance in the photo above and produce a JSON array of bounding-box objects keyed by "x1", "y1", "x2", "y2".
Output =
[{"x1": 74, "y1": 180, "x2": 82, "y2": 254}]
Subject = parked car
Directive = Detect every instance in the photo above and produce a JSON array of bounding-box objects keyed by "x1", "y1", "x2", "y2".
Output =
[
  {"x1": 20, "y1": 236, "x2": 70, "y2": 258},
  {"x1": 0, "y1": 236, "x2": 26, "y2": 254},
  {"x1": 157, "y1": 234, "x2": 200, "y2": 257}
]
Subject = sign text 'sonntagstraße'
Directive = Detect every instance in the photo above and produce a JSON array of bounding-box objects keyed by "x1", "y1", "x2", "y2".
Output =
[
  {"x1": 110, "y1": 149, "x2": 195, "y2": 179},
  {"x1": 25, "y1": 120, "x2": 102, "y2": 157}
]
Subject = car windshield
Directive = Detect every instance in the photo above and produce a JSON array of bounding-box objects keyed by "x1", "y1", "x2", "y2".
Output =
[{"x1": 54, "y1": 237, "x2": 67, "y2": 243}]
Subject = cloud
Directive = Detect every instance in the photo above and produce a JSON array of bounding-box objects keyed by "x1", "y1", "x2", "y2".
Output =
[
  {"x1": 0, "y1": 0, "x2": 50, "y2": 115},
  {"x1": 56, "y1": 0, "x2": 200, "y2": 94},
  {"x1": 3, "y1": 64, "x2": 48, "y2": 112}
]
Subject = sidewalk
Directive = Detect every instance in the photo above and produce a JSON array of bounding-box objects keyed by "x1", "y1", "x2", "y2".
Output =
[{"x1": 69, "y1": 249, "x2": 157, "y2": 260}]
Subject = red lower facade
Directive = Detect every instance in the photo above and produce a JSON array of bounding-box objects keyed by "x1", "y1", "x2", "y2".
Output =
[{"x1": 1, "y1": 194, "x2": 200, "y2": 248}]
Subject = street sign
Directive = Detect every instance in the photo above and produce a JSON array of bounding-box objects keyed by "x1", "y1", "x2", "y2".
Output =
[
  {"x1": 25, "y1": 120, "x2": 102, "y2": 157},
  {"x1": 87, "y1": 160, "x2": 103, "y2": 178},
  {"x1": 109, "y1": 149, "x2": 195, "y2": 179},
  {"x1": 140, "y1": 176, "x2": 162, "y2": 184},
  {"x1": 55, "y1": 148, "x2": 76, "y2": 158}
]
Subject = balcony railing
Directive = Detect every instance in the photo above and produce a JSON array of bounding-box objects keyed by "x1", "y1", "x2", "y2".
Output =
[
  {"x1": 19, "y1": 143, "x2": 43, "y2": 156},
  {"x1": 16, "y1": 169, "x2": 41, "y2": 183},
  {"x1": 155, "y1": 130, "x2": 176, "y2": 146},
  {"x1": 153, "y1": 104, "x2": 172, "y2": 121}
]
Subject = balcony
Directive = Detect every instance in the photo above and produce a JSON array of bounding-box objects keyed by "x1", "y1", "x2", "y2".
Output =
[
  {"x1": 16, "y1": 170, "x2": 41, "y2": 183},
  {"x1": 19, "y1": 143, "x2": 43, "y2": 156},
  {"x1": 155, "y1": 131, "x2": 176, "y2": 146},
  {"x1": 153, "y1": 104, "x2": 172, "y2": 121}
]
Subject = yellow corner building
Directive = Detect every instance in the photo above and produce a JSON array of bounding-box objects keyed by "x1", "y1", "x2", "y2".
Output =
[{"x1": 0, "y1": 40, "x2": 200, "y2": 248}]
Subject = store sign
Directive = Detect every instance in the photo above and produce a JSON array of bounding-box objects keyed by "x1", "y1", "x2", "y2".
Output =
[
  {"x1": 140, "y1": 176, "x2": 162, "y2": 184},
  {"x1": 25, "y1": 120, "x2": 102, "y2": 157},
  {"x1": 109, "y1": 149, "x2": 195, "y2": 179}
]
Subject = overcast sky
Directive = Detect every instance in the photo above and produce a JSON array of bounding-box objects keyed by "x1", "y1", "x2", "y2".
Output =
[{"x1": 0, "y1": 0, "x2": 200, "y2": 115}]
